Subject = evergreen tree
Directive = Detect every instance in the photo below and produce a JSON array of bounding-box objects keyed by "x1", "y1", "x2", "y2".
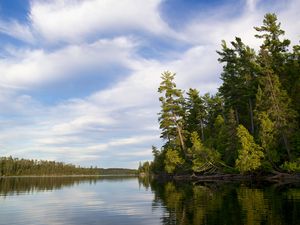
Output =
[
  {"x1": 218, "y1": 109, "x2": 239, "y2": 166},
  {"x1": 254, "y1": 13, "x2": 297, "y2": 161},
  {"x1": 257, "y1": 111, "x2": 278, "y2": 168},
  {"x1": 255, "y1": 50, "x2": 297, "y2": 160},
  {"x1": 218, "y1": 37, "x2": 258, "y2": 134},
  {"x1": 188, "y1": 132, "x2": 220, "y2": 174},
  {"x1": 151, "y1": 146, "x2": 165, "y2": 173},
  {"x1": 185, "y1": 88, "x2": 206, "y2": 142},
  {"x1": 287, "y1": 45, "x2": 300, "y2": 114},
  {"x1": 158, "y1": 71, "x2": 186, "y2": 155},
  {"x1": 235, "y1": 125, "x2": 264, "y2": 173},
  {"x1": 202, "y1": 93, "x2": 224, "y2": 148},
  {"x1": 254, "y1": 13, "x2": 290, "y2": 86}
]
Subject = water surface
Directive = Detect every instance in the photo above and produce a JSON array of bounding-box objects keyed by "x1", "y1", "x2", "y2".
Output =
[{"x1": 1, "y1": 176, "x2": 300, "y2": 225}]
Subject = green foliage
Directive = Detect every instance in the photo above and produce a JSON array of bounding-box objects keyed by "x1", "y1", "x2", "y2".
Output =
[
  {"x1": 256, "y1": 110, "x2": 278, "y2": 163},
  {"x1": 150, "y1": 13, "x2": 300, "y2": 175},
  {"x1": 99, "y1": 168, "x2": 137, "y2": 175},
  {"x1": 254, "y1": 13, "x2": 298, "y2": 161},
  {"x1": 255, "y1": 55, "x2": 297, "y2": 160},
  {"x1": 235, "y1": 125, "x2": 264, "y2": 173},
  {"x1": 158, "y1": 71, "x2": 185, "y2": 144},
  {"x1": 201, "y1": 93, "x2": 224, "y2": 149},
  {"x1": 281, "y1": 160, "x2": 300, "y2": 173},
  {"x1": 164, "y1": 148, "x2": 184, "y2": 173},
  {"x1": 217, "y1": 37, "x2": 257, "y2": 132},
  {"x1": 0, "y1": 157, "x2": 137, "y2": 176},
  {"x1": 255, "y1": 13, "x2": 290, "y2": 76},
  {"x1": 138, "y1": 161, "x2": 151, "y2": 175},
  {"x1": 185, "y1": 88, "x2": 206, "y2": 143},
  {"x1": 0, "y1": 156, "x2": 100, "y2": 176},
  {"x1": 150, "y1": 146, "x2": 165, "y2": 174},
  {"x1": 214, "y1": 110, "x2": 239, "y2": 166},
  {"x1": 158, "y1": 71, "x2": 187, "y2": 163},
  {"x1": 188, "y1": 132, "x2": 220, "y2": 173}
]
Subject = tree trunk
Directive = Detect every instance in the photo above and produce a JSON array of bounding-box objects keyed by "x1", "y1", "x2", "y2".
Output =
[
  {"x1": 282, "y1": 132, "x2": 291, "y2": 160},
  {"x1": 177, "y1": 125, "x2": 186, "y2": 152},
  {"x1": 171, "y1": 113, "x2": 186, "y2": 153},
  {"x1": 200, "y1": 120, "x2": 205, "y2": 141},
  {"x1": 235, "y1": 108, "x2": 239, "y2": 124},
  {"x1": 249, "y1": 98, "x2": 255, "y2": 134}
]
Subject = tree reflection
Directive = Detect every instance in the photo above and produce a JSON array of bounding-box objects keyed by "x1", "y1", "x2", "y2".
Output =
[
  {"x1": 142, "y1": 178, "x2": 300, "y2": 225},
  {"x1": 0, "y1": 176, "x2": 134, "y2": 197}
]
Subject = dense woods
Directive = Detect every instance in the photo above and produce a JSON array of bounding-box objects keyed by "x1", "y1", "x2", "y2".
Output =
[
  {"x1": 0, "y1": 156, "x2": 137, "y2": 176},
  {"x1": 140, "y1": 13, "x2": 300, "y2": 175}
]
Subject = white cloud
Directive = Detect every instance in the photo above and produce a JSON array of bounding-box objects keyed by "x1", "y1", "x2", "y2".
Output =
[
  {"x1": 0, "y1": 37, "x2": 135, "y2": 88},
  {"x1": 29, "y1": 0, "x2": 171, "y2": 43},
  {"x1": 246, "y1": 0, "x2": 260, "y2": 12},
  {"x1": 0, "y1": 19, "x2": 34, "y2": 43},
  {"x1": 277, "y1": 0, "x2": 300, "y2": 46}
]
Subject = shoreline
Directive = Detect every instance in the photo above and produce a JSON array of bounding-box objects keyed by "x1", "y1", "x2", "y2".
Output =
[
  {"x1": 0, "y1": 174, "x2": 138, "y2": 178},
  {"x1": 152, "y1": 172, "x2": 300, "y2": 184}
]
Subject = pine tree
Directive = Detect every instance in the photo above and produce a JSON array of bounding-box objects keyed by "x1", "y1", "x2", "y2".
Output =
[
  {"x1": 255, "y1": 13, "x2": 297, "y2": 161},
  {"x1": 211, "y1": 109, "x2": 239, "y2": 167},
  {"x1": 202, "y1": 93, "x2": 224, "y2": 148},
  {"x1": 255, "y1": 50, "x2": 297, "y2": 160},
  {"x1": 158, "y1": 71, "x2": 186, "y2": 155},
  {"x1": 185, "y1": 88, "x2": 206, "y2": 143},
  {"x1": 254, "y1": 13, "x2": 290, "y2": 84},
  {"x1": 218, "y1": 37, "x2": 258, "y2": 134}
]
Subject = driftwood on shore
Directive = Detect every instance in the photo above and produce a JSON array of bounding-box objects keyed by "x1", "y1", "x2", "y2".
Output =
[{"x1": 154, "y1": 172, "x2": 300, "y2": 184}]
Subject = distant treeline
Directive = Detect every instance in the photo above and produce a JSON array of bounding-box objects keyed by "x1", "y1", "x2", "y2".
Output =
[
  {"x1": 98, "y1": 168, "x2": 137, "y2": 175},
  {"x1": 0, "y1": 156, "x2": 137, "y2": 176}
]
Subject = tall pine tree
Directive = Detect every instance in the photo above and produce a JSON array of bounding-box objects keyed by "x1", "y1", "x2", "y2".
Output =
[{"x1": 255, "y1": 14, "x2": 297, "y2": 161}]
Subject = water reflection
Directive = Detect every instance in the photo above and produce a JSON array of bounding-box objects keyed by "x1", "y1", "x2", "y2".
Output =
[
  {"x1": 1, "y1": 176, "x2": 300, "y2": 225},
  {"x1": 0, "y1": 176, "x2": 134, "y2": 197},
  {"x1": 144, "y1": 179, "x2": 300, "y2": 225},
  {"x1": 0, "y1": 176, "x2": 159, "y2": 225}
]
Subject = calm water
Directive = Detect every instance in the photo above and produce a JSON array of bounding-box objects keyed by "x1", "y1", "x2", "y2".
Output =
[{"x1": 0, "y1": 176, "x2": 300, "y2": 225}]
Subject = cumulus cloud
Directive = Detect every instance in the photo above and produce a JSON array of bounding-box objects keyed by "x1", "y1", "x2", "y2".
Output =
[
  {"x1": 0, "y1": 36, "x2": 135, "y2": 88},
  {"x1": 29, "y1": 0, "x2": 171, "y2": 43}
]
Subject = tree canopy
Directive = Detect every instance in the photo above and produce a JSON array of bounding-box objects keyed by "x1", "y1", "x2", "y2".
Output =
[{"x1": 144, "y1": 13, "x2": 300, "y2": 175}]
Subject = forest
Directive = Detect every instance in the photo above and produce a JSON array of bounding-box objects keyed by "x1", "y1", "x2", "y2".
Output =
[
  {"x1": 0, "y1": 156, "x2": 137, "y2": 176},
  {"x1": 139, "y1": 13, "x2": 300, "y2": 176},
  {"x1": 0, "y1": 156, "x2": 100, "y2": 176}
]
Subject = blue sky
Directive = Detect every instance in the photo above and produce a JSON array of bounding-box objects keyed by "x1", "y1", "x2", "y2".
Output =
[{"x1": 0, "y1": 0, "x2": 299, "y2": 168}]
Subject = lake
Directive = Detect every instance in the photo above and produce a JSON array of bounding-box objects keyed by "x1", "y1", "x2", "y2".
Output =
[{"x1": 0, "y1": 176, "x2": 300, "y2": 225}]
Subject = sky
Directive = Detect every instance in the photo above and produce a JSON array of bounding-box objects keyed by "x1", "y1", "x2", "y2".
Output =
[{"x1": 0, "y1": 0, "x2": 299, "y2": 169}]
